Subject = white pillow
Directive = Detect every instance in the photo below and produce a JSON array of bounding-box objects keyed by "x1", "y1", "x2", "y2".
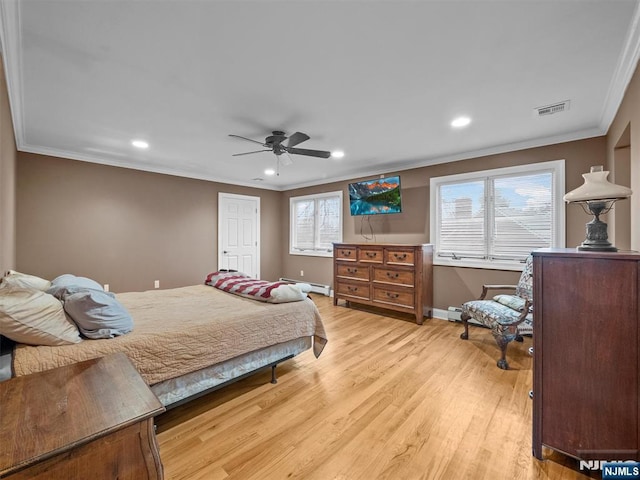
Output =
[
  {"x1": 2, "y1": 270, "x2": 51, "y2": 291},
  {"x1": 269, "y1": 284, "x2": 308, "y2": 303},
  {"x1": 0, "y1": 286, "x2": 82, "y2": 345}
]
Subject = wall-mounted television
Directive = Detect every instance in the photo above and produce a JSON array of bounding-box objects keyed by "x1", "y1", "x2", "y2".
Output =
[{"x1": 348, "y1": 175, "x2": 402, "y2": 216}]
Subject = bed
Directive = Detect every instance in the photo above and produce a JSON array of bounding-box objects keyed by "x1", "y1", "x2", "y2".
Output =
[{"x1": 0, "y1": 280, "x2": 327, "y2": 408}]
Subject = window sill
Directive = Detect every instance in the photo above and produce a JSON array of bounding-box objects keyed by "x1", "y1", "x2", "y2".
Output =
[
  {"x1": 434, "y1": 258, "x2": 525, "y2": 271},
  {"x1": 289, "y1": 250, "x2": 334, "y2": 258}
]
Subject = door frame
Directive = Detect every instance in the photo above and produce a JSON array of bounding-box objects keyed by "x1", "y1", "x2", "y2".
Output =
[{"x1": 217, "y1": 192, "x2": 261, "y2": 278}]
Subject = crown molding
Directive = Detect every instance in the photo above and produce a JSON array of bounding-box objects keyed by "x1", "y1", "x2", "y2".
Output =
[
  {"x1": 599, "y1": 0, "x2": 640, "y2": 131},
  {"x1": 0, "y1": 0, "x2": 24, "y2": 148},
  {"x1": 281, "y1": 127, "x2": 603, "y2": 191}
]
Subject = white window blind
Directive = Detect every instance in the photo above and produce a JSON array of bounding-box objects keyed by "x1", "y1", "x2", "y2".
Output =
[
  {"x1": 438, "y1": 180, "x2": 486, "y2": 259},
  {"x1": 431, "y1": 160, "x2": 565, "y2": 270},
  {"x1": 290, "y1": 191, "x2": 342, "y2": 257}
]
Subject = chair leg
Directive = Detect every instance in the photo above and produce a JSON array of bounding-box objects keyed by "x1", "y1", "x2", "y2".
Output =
[
  {"x1": 493, "y1": 323, "x2": 520, "y2": 369},
  {"x1": 493, "y1": 333, "x2": 510, "y2": 370},
  {"x1": 460, "y1": 312, "x2": 470, "y2": 340}
]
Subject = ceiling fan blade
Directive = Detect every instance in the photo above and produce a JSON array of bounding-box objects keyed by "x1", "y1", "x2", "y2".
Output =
[
  {"x1": 229, "y1": 134, "x2": 266, "y2": 146},
  {"x1": 280, "y1": 152, "x2": 294, "y2": 166},
  {"x1": 232, "y1": 149, "x2": 272, "y2": 156},
  {"x1": 287, "y1": 147, "x2": 332, "y2": 158},
  {"x1": 287, "y1": 132, "x2": 310, "y2": 147}
]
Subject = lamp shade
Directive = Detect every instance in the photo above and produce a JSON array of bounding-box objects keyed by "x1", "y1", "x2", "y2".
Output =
[{"x1": 563, "y1": 166, "x2": 632, "y2": 203}]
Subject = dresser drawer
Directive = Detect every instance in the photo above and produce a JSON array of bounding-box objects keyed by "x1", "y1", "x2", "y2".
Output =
[
  {"x1": 384, "y1": 248, "x2": 415, "y2": 266},
  {"x1": 372, "y1": 286, "x2": 414, "y2": 309},
  {"x1": 335, "y1": 246, "x2": 357, "y2": 261},
  {"x1": 336, "y1": 264, "x2": 370, "y2": 281},
  {"x1": 335, "y1": 280, "x2": 370, "y2": 301},
  {"x1": 372, "y1": 267, "x2": 414, "y2": 286},
  {"x1": 359, "y1": 247, "x2": 383, "y2": 263}
]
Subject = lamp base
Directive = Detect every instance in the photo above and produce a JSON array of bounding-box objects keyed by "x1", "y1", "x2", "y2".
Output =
[
  {"x1": 577, "y1": 244, "x2": 618, "y2": 252},
  {"x1": 577, "y1": 216, "x2": 617, "y2": 252}
]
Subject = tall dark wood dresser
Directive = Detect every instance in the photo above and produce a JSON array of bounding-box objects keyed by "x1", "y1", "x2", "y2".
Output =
[{"x1": 532, "y1": 249, "x2": 640, "y2": 462}]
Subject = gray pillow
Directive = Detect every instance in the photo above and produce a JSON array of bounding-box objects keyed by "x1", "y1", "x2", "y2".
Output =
[
  {"x1": 63, "y1": 289, "x2": 133, "y2": 339},
  {"x1": 48, "y1": 274, "x2": 104, "y2": 300},
  {"x1": 50, "y1": 273, "x2": 102, "y2": 290}
]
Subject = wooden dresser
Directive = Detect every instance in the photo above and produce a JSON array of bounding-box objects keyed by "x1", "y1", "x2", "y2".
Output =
[
  {"x1": 333, "y1": 243, "x2": 433, "y2": 324},
  {"x1": 532, "y1": 249, "x2": 640, "y2": 462},
  {"x1": 0, "y1": 353, "x2": 165, "y2": 479}
]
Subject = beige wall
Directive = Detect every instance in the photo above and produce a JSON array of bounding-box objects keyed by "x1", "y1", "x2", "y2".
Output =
[
  {"x1": 13, "y1": 122, "x2": 607, "y2": 309},
  {"x1": 16, "y1": 153, "x2": 282, "y2": 292},
  {"x1": 0, "y1": 56, "x2": 16, "y2": 275},
  {"x1": 282, "y1": 137, "x2": 605, "y2": 310},
  {"x1": 607, "y1": 62, "x2": 640, "y2": 251}
]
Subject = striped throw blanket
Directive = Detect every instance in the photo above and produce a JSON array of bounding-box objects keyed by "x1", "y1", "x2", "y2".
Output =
[{"x1": 205, "y1": 271, "x2": 307, "y2": 303}]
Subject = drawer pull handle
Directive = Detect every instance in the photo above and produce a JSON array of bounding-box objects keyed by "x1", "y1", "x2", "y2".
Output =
[
  {"x1": 386, "y1": 292, "x2": 400, "y2": 299},
  {"x1": 386, "y1": 272, "x2": 399, "y2": 279},
  {"x1": 342, "y1": 250, "x2": 352, "y2": 256},
  {"x1": 347, "y1": 268, "x2": 357, "y2": 274},
  {"x1": 393, "y1": 253, "x2": 407, "y2": 260},
  {"x1": 347, "y1": 286, "x2": 358, "y2": 292},
  {"x1": 366, "y1": 252, "x2": 377, "y2": 258}
]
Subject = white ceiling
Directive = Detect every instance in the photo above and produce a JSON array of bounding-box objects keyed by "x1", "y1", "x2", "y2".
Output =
[{"x1": 1, "y1": 0, "x2": 639, "y2": 191}]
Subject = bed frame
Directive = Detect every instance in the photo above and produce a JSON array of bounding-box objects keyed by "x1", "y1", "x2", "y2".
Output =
[
  {"x1": 0, "y1": 334, "x2": 309, "y2": 410},
  {"x1": 0, "y1": 335, "x2": 13, "y2": 382},
  {"x1": 148, "y1": 337, "x2": 311, "y2": 408}
]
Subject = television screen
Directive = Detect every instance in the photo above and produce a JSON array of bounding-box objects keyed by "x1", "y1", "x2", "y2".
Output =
[{"x1": 348, "y1": 175, "x2": 402, "y2": 216}]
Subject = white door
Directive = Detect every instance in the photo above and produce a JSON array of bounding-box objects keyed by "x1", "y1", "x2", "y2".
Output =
[{"x1": 218, "y1": 193, "x2": 260, "y2": 278}]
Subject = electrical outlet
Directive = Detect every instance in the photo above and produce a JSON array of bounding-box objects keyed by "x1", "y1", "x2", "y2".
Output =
[
  {"x1": 154, "y1": 280, "x2": 160, "y2": 289},
  {"x1": 300, "y1": 270, "x2": 304, "y2": 277},
  {"x1": 103, "y1": 284, "x2": 109, "y2": 292}
]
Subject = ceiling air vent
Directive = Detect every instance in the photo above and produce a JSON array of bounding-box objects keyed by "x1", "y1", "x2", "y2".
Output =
[{"x1": 534, "y1": 100, "x2": 570, "y2": 117}]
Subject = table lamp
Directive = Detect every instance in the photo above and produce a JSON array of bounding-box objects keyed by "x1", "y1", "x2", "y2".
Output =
[{"x1": 563, "y1": 165, "x2": 632, "y2": 252}]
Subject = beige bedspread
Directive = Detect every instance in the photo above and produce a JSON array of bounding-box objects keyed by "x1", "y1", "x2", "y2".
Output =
[{"x1": 12, "y1": 285, "x2": 327, "y2": 385}]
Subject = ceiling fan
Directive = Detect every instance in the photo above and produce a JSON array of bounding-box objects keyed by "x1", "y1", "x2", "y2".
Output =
[{"x1": 229, "y1": 131, "x2": 332, "y2": 166}]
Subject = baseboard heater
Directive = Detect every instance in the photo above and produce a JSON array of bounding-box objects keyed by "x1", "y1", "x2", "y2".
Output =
[
  {"x1": 447, "y1": 306, "x2": 463, "y2": 321},
  {"x1": 448, "y1": 306, "x2": 482, "y2": 326},
  {"x1": 279, "y1": 278, "x2": 332, "y2": 296}
]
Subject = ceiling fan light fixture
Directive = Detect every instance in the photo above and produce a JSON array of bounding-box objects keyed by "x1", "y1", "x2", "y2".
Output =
[
  {"x1": 131, "y1": 139, "x2": 149, "y2": 149},
  {"x1": 331, "y1": 150, "x2": 345, "y2": 159},
  {"x1": 451, "y1": 116, "x2": 471, "y2": 128}
]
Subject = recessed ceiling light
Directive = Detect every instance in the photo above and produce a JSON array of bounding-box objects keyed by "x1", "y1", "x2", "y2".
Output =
[
  {"x1": 331, "y1": 150, "x2": 345, "y2": 158},
  {"x1": 264, "y1": 168, "x2": 275, "y2": 176},
  {"x1": 131, "y1": 139, "x2": 149, "y2": 149},
  {"x1": 451, "y1": 116, "x2": 471, "y2": 128}
]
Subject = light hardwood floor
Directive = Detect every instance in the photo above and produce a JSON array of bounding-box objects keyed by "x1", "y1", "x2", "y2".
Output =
[{"x1": 156, "y1": 295, "x2": 596, "y2": 480}]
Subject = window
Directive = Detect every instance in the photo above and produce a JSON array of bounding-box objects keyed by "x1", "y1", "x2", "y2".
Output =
[
  {"x1": 430, "y1": 160, "x2": 565, "y2": 270},
  {"x1": 290, "y1": 191, "x2": 342, "y2": 257}
]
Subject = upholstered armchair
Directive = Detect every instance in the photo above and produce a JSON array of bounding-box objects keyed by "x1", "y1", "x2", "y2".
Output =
[{"x1": 460, "y1": 255, "x2": 533, "y2": 369}]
